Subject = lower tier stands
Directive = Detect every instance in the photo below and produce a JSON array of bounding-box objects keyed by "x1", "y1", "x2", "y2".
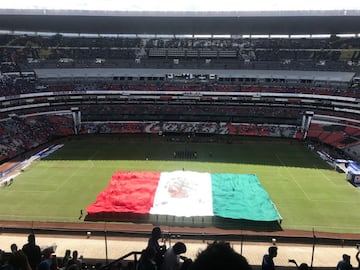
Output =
[
  {"x1": 0, "y1": 111, "x2": 358, "y2": 164},
  {"x1": 79, "y1": 121, "x2": 300, "y2": 138},
  {"x1": 0, "y1": 114, "x2": 74, "y2": 162},
  {"x1": 307, "y1": 122, "x2": 360, "y2": 148}
]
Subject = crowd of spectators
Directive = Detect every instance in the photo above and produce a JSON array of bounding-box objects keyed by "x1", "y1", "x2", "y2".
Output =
[
  {"x1": 2, "y1": 80, "x2": 357, "y2": 97},
  {"x1": 0, "y1": 79, "x2": 359, "y2": 110},
  {"x1": 1, "y1": 33, "x2": 360, "y2": 100},
  {"x1": 0, "y1": 111, "x2": 357, "y2": 163},
  {"x1": 2, "y1": 33, "x2": 360, "y2": 51},
  {"x1": 0, "y1": 100, "x2": 357, "y2": 163},
  {"x1": 0, "y1": 234, "x2": 87, "y2": 270},
  {"x1": 0, "y1": 34, "x2": 359, "y2": 163},
  {"x1": 139, "y1": 226, "x2": 252, "y2": 270},
  {"x1": 307, "y1": 123, "x2": 360, "y2": 148},
  {"x1": 1, "y1": 34, "x2": 360, "y2": 71},
  {"x1": 4, "y1": 227, "x2": 359, "y2": 270},
  {"x1": 78, "y1": 121, "x2": 300, "y2": 138},
  {"x1": 0, "y1": 114, "x2": 74, "y2": 163},
  {"x1": 77, "y1": 104, "x2": 304, "y2": 122},
  {"x1": 80, "y1": 121, "x2": 360, "y2": 148},
  {"x1": 0, "y1": 102, "x2": 357, "y2": 163},
  {"x1": 0, "y1": 230, "x2": 251, "y2": 270},
  {"x1": 0, "y1": 61, "x2": 36, "y2": 96},
  {"x1": 1, "y1": 33, "x2": 360, "y2": 270}
]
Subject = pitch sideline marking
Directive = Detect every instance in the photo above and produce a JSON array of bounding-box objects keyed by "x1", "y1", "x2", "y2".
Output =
[{"x1": 275, "y1": 153, "x2": 312, "y2": 201}]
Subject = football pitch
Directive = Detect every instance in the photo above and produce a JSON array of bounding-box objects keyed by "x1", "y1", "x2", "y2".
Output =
[{"x1": 0, "y1": 134, "x2": 359, "y2": 234}]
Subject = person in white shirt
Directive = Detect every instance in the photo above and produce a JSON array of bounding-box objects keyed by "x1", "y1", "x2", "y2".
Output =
[{"x1": 161, "y1": 242, "x2": 186, "y2": 270}]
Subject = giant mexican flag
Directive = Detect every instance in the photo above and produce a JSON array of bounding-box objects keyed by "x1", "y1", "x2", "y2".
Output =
[{"x1": 87, "y1": 170, "x2": 281, "y2": 221}]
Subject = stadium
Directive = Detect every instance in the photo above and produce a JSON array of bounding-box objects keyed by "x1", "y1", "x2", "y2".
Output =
[{"x1": 0, "y1": 3, "x2": 360, "y2": 270}]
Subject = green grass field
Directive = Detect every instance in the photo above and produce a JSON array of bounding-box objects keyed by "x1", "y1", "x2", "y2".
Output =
[{"x1": 0, "y1": 135, "x2": 359, "y2": 234}]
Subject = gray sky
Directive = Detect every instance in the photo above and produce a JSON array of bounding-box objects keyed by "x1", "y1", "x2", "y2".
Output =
[{"x1": 2, "y1": 0, "x2": 360, "y2": 12}]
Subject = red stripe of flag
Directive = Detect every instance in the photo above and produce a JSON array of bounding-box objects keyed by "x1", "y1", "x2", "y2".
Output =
[{"x1": 86, "y1": 171, "x2": 161, "y2": 214}]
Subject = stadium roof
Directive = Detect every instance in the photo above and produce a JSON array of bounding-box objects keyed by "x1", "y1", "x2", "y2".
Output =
[{"x1": 1, "y1": 9, "x2": 360, "y2": 35}]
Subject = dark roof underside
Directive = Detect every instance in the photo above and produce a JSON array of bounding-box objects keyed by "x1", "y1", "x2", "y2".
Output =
[{"x1": 1, "y1": 9, "x2": 360, "y2": 35}]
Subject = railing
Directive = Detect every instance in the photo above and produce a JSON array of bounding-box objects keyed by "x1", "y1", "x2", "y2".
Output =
[{"x1": 98, "y1": 251, "x2": 142, "y2": 270}]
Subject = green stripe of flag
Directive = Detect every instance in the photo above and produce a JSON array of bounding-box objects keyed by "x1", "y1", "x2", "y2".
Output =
[{"x1": 211, "y1": 173, "x2": 281, "y2": 221}]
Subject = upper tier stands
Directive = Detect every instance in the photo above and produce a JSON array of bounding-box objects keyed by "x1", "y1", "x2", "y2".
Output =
[{"x1": 1, "y1": 34, "x2": 360, "y2": 72}]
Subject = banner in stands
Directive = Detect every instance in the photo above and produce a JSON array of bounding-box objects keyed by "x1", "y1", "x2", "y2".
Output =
[{"x1": 87, "y1": 170, "x2": 282, "y2": 221}]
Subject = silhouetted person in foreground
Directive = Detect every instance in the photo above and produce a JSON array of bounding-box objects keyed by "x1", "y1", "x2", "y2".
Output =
[
  {"x1": 67, "y1": 250, "x2": 82, "y2": 269},
  {"x1": 137, "y1": 247, "x2": 157, "y2": 270},
  {"x1": 9, "y1": 250, "x2": 32, "y2": 270},
  {"x1": 147, "y1": 227, "x2": 166, "y2": 268},
  {"x1": 11, "y1": 243, "x2": 18, "y2": 254},
  {"x1": 22, "y1": 234, "x2": 41, "y2": 270},
  {"x1": 38, "y1": 248, "x2": 54, "y2": 270},
  {"x1": 289, "y1": 259, "x2": 309, "y2": 270},
  {"x1": 190, "y1": 241, "x2": 251, "y2": 270},
  {"x1": 337, "y1": 254, "x2": 353, "y2": 270},
  {"x1": 161, "y1": 242, "x2": 187, "y2": 270},
  {"x1": 62, "y1": 249, "x2": 72, "y2": 268},
  {"x1": 262, "y1": 246, "x2": 278, "y2": 270}
]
